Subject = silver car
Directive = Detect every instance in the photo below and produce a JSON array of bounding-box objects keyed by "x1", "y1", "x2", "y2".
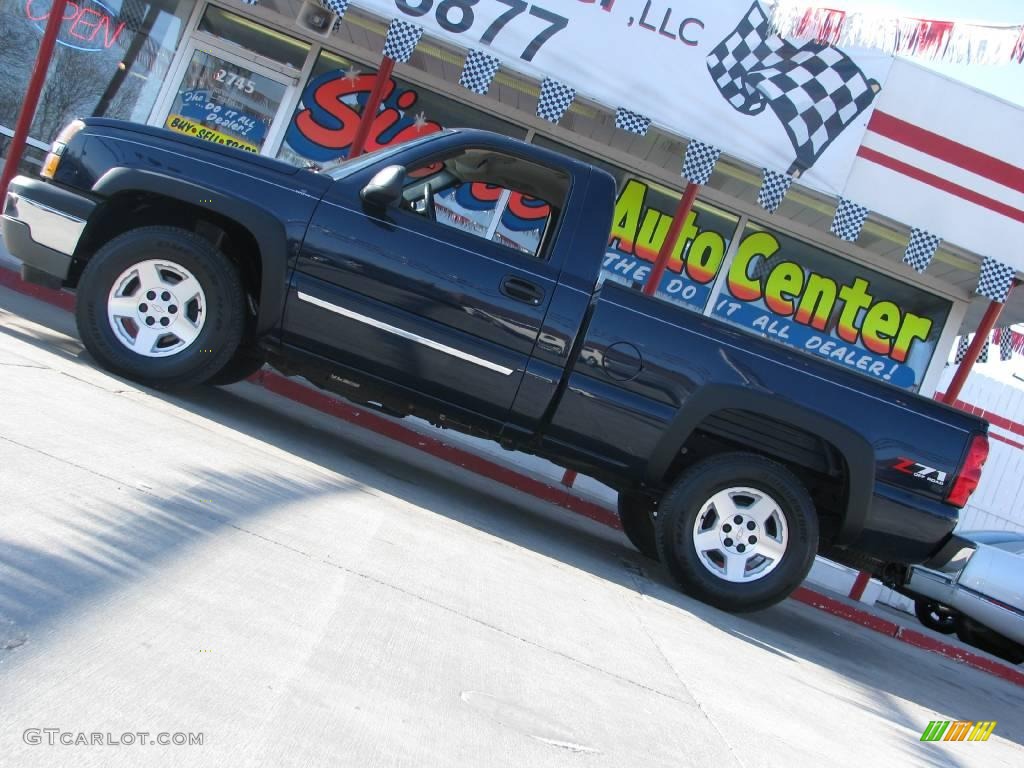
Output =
[{"x1": 902, "y1": 531, "x2": 1024, "y2": 664}]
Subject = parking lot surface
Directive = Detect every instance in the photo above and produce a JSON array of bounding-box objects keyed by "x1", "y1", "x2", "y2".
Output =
[{"x1": 1, "y1": 284, "x2": 1022, "y2": 768}]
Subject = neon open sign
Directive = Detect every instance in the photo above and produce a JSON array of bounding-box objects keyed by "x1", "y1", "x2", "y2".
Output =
[{"x1": 24, "y1": 0, "x2": 128, "y2": 52}]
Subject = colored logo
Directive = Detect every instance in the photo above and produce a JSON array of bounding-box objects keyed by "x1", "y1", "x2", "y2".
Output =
[
  {"x1": 285, "y1": 69, "x2": 443, "y2": 163},
  {"x1": 920, "y1": 720, "x2": 997, "y2": 742}
]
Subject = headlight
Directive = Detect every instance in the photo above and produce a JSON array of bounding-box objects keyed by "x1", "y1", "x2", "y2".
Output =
[{"x1": 40, "y1": 119, "x2": 86, "y2": 180}]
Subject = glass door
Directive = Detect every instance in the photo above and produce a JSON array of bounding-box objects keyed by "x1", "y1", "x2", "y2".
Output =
[{"x1": 154, "y1": 40, "x2": 297, "y2": 156}]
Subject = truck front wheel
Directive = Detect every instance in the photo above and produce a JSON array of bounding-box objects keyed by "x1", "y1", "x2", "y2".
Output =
[
  {"x1": 75, "y1": 226, "x2": 245, "y2": 388},
  {"x1": 655, "y1": 453, "x2": 818, "y2": 613}
]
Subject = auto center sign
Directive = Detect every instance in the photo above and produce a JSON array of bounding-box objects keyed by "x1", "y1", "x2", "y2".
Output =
[{"x1": 24, "y1": 0, "x2": 127, "y2": 52}]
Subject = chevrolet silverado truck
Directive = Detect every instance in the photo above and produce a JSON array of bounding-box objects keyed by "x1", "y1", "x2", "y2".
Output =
[{"x1": 2, "y1": 118, "x2": 991, "y2": 612}]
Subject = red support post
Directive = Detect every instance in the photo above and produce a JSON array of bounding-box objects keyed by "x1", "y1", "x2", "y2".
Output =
[
  {"x1": 347, "y1": 56, "x2": 396, "y2": 160},
  {"x1": 0, "y1": 0, "x2": 68, "y2": 201},
  {"x1": 941, "y1": 283, "x2": 1015, "y2": 405},
  {"x1": 560, "y1": 469, "x2": 578, "y2": 487},
  {"x1": 848, "y1": 570, "x2": 872, "y2": 601},
  {"x1": 643, "y1": 182, "x2": 700, "y2": 296}
]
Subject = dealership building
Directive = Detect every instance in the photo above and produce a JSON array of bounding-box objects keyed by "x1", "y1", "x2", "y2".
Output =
[{"x1": 2, "y1": 0, "x2": 1022, "y2": 400}]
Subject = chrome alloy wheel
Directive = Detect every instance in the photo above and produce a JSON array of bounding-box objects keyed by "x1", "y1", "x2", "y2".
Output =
[
  {"x1": 106, "y1": 259, "x2": 206, "y2": 358},
  {"x1": 691, "y1": 486, "x2": 790, "y2": 583}
]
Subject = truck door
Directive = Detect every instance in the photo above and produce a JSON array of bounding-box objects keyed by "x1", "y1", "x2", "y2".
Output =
[{"x1": 284, "y1": 144, "x2": 570, "y2": 428}]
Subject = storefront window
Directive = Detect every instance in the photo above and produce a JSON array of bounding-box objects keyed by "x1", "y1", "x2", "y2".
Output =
[
  {"x1": 0, "y1": 0, "x2": 195, "y2": 143},
  {"x1": 277, "y1": 49, "x2": 526, "y2": 168},
  {"x1": 533, "y1": 135, "x2": 739, "y2": 312},
  {"x1": 712, "y1": 222, "x2": 951, "y2": 390}
]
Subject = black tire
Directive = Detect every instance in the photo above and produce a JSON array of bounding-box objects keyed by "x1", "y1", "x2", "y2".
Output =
[
  {"x1": 655, "y1": 453, "x2": 818, "y2": 613},
  {"x1": 914, "y1": 599, "x2": 957, "y2": 634},
  {"x1": 206, "y1": 345, "x2": 266, "y2": 386},
  {"x1": 75, "y1": 226, "x2": 245, "y2": 389},
  {"x1": 618, "y1": 491, "x2": 660, "y2": 561}
]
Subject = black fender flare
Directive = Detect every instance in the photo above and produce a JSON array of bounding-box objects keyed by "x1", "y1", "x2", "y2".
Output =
[
  {"x1": 91, "y1": 167, "x2": 288, "y2": 334},
  {"x1": 646, "y1": 385, "x2": 874, "y2": 544}
]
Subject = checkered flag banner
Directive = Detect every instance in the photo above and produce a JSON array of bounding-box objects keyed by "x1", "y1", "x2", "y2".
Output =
[
  {"x1": 319, "y1": 0, "x2": 349, "y2": 31},
  {"x1": 1001, "y1": 328, "x2": 1014, "y2": 361},
  {"x1": 682, "y1": 140, "x2": 721, "y2": 185},
  {"x1": 238, "y1": 0, "x2": 258, "y2": 4},
  {"x1": 954, "y1": 335, "x2": 969, "y2": 364},
  {"x1": 615, "y1": 107, "x2": 652, "y2": 136},
  {"x1": 758, "y1": 169, "x2": 793, "y2": 213},
  {"x1": 979, "y1": 336, "x2": 989, "y2": 364},
  {"x1": 902, "y1": 228, "x2": 940, "y2": 274},
  {"x1": 536, "y1": 78, "x2": 576, "y2": 124},
  {"x1": 707, "y1": 2, "x2": 880, "y2": 175},
  {"x1": 977, "y1": 257, "x2": 1016, "y2": 303},
  {"x1": 830, "y1": 198, "x2": 868, "y2": 242},
  {"x1": 383, "y1": 18, "x2": 423, "y2": 63},
  {"x1": 459, "y1": 50, "x2": 501, "y2": 95}
]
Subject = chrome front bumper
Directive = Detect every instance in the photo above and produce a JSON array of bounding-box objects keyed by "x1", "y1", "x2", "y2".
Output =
[
  {"x1": 1, "y1": 175, "x2": 96, "y2": 283},
  {"x1": 3, "y1": 189, "x2": 87, "y2": 255}
]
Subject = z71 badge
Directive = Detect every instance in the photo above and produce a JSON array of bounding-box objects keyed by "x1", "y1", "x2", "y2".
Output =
[{"x1": 893, "y1": 458, "x2": 948, "y2": 486}]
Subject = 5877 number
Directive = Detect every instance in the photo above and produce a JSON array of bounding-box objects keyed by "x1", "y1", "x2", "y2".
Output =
[{"x1": 395, "y1": 0, "x2": 568, "y2": 62}]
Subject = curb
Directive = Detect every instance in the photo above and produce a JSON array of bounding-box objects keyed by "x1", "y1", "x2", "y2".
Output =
[{"x1": 2, "y1": 264, "x2": 1022, "y2": 689}]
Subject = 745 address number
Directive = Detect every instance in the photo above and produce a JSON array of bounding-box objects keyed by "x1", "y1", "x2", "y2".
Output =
[{"x1": 394, "y1": 0, "x2": 569, "y2": 62}]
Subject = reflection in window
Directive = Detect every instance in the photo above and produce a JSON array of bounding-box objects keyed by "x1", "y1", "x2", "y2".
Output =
[
  {"x1": 401, "y1": 150, "x2": 563, "y2": 260},
  {"x1": 0, "y1": 0, "x2": 196, "y2": 142},
  {"x1": 278, "y1": 49, "x2": 526, "y2": 168}
]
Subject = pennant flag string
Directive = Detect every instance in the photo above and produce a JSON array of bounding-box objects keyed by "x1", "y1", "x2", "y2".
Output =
[
  {"x1": 830, "y1": 198, "x2": 869, "y2": 242},
  {"x1": 757, "y1": 169, "x2": 793, "y2": 213},
  {"x1": 977, "y1": 257, "x2": 1016, "y2": 303},
  {"x1": 954, "y1": 335, "x2": 969, "y2": 364},
  {"x1": 768, "y1": 2, "x2": 1024, "y2": 65},
  {"x1": 681, "y1": 140, "x2": 721, "y2": 186},
  {"x1": 383, "y1": 18, "x2": 424, "y2": 63},
  {"x1": 536, "y1": 78, "x2": 576, "y2": 124},
  {"x1": 903, "y1": 229, "x2": 941, "y2": 274},
  {"x1": 320, "y1": 0, "x2": 349, "y2": 31},
  {"x1": 1000, "y1": 328, "x2": 1014, "y2": 361},
  {"x1": 614, "y1": 108, "x2": 652, "y2": 136},
  {"x1": 459, "y1": 50, "x2": 501, "y2": 95}
]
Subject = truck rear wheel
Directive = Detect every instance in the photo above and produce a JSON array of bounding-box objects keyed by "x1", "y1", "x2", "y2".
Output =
[
  {"x1": 75, "y1": 226, "x2": 245, "y2": 388},
  {"x1": 655, "y1": 453, "x2": 818, "y2": 613}
]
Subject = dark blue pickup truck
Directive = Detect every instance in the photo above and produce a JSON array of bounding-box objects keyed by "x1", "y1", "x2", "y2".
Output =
[{"x1": 2, "y1": 118, "x2": 990, "y2": 612}]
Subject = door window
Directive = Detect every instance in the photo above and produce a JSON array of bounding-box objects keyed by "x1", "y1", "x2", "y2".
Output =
[
  {"x1": 401, "y1": 149, "x2": 566, "y2": 260},
  {"x1": 163, "y1": 48, "x2": 288, "y2": 154}
]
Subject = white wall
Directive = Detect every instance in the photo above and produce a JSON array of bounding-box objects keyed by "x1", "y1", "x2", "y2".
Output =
[{"x1": 937, "y1": 362, "x2": 1024, "y2": 534}]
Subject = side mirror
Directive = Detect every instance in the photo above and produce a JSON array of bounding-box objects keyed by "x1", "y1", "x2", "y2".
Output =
[{"x1": 360, "y1": 165, "x2": 406, "y2": 207}]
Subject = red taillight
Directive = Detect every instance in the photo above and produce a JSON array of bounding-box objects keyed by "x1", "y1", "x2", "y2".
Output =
[{"x1": 946, "y1": 434, "x2": 989, "y2": 508}]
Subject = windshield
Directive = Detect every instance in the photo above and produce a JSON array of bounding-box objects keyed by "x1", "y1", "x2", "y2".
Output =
[{"x1": 321, "y1": 133, "x2": 449, "y2": 179}]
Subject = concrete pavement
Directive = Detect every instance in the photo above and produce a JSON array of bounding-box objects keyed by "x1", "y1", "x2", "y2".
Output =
[{"x1": 1, "y1": 284, "x2": 1022, "y2": 768}]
